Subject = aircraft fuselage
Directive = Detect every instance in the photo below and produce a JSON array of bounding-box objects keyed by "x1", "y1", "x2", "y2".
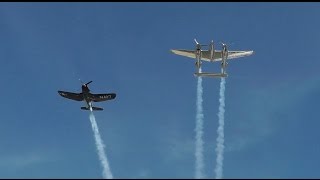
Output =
[{"x1": 81, "y1": 85, "x2": 93, "y2": 109}]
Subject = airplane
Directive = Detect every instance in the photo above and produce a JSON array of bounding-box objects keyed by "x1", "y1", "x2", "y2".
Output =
[
  {"x1": 171, "y1": 39, "x2": 254, "y2": 78},
  {"x1": 58, "y1": 80, "x2": 116, "y2": 111}
]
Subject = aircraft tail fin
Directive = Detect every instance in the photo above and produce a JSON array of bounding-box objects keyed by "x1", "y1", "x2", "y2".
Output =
[{"x1": 81, "y1": 107, "x2": 104, "y2": 111}]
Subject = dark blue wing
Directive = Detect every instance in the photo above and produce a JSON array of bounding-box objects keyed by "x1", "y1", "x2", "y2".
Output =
[
  {"x1": 91, "y1": 93, "x2": 116, "y2": 102},
  {"x1": 58, "y1": 91, "x2": 83, "y2": 101}
]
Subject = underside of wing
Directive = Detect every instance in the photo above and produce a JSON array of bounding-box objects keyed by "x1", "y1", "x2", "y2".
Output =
[
  {"x1": 224, "y1": 50, "x2": 254, "y2": 60},
  {"x1": 171, "y1": 49, "x2": 253, "y2": 62},
  {"x1": 171, "y1": 49, "x2": 197, "y2": 60},
  {"x1": 171, "y1": 49, "x2": 224, "y2": 62},
  {"x1": 91, "y1": 93, "x2": 116, "y2": 102},
  {"x1": 58, "y1": 91, "x2": 83, "y2": 101}
]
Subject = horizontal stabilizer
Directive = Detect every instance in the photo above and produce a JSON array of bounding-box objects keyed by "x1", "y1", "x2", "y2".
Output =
[
  {"x1": 81, "y1": 107, "x2": 104, "y2": 111},
  {"x1": 194, "y1": 72, "x2": 228, "y2": 78}
]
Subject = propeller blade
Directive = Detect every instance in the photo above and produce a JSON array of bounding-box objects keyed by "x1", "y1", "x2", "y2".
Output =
[
  {"x1": 85, "y1": 81, "x2": 93, "y2": 85},
  {"x1": 194, "y1": 38, "x2": 199, "y2": 45},
  {"x1": 219, "y1": 41, "x2": 235, "y2": 46}
]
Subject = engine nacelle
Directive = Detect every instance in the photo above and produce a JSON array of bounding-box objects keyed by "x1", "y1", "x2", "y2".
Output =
[
  {"x1": 195, "y1": 60, "x2": 202, "y2": 67},
  {"x1": 221, "y1": 43, "x2": 228, "y2": 60},
  {"x1": 209, "y1": 40, "x2": 215, "y2": 61},
  {"x1": 221, "y1": 61, "x2": 228, "y2": 66}
]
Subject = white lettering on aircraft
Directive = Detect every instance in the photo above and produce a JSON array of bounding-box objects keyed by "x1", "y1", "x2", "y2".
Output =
[{"x1": 99, "y1": 95, "x2": 112, "y2": 99}]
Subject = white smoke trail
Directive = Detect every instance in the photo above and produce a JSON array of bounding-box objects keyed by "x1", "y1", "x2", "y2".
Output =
[
  {"x1": 195, "y1": 68, "x2": 205, "y2": 179},
  {"x1": 215, "y1": 77, "x2": 226, "y2": 179},
  {"x1": 89, "y1": 111, "x2": 113, "y2": 179}
]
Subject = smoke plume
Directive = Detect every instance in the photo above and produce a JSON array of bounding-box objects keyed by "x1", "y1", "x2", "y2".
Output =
[
  {"x1": 195, "y1": 68, "x2": 205, "y2": 179},
  {"x1": 215, "y1": 77, "x2": 226, "y2": 179},
  {"x1": 89, "y1": 111, "x2": 113, "y2": 179}
]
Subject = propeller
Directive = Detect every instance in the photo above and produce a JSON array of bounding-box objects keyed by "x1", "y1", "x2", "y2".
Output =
[
  {"x1": 85, "y1": 81, "x2": 93, "y2": 86},
  {"x1": 194, "y1": 38, "x2": 201, "y2": 45},
  {"x1": 219, "y1": 41, "x2": 227, "y2": 47},
  {"x1": 79, "y1": 79, "x2": 93, "y2": 86},
  {"x1": 194, "y1": 38, "x2": 208, "y2": 49},
  {"x1": 79, "y1": 78, "x2": 84, "y2": 84},
  {"x1": 219, "y1": 41, "x2": 235, "y2": 48}
]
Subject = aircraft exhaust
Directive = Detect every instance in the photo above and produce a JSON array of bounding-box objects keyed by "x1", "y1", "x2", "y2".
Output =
[
  {"x1": 214, "y1": 77, "x2": 226, "y2": 179},
  {"x1": 195, "y1": 68, "x2": 205, "y2": 179},
  {"x1": 89, "y1": 110, "x2": 113, "y2": 179}
]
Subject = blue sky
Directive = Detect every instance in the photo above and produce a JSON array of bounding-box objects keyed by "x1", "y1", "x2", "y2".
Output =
[{"x1": 1, "y1": 2, "x2": 320, "y2": 178}]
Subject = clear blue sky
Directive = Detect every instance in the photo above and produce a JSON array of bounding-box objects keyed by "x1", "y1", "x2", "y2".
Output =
[{"x1": 1, "y1": 2, "x2": 320, "y2": 178}]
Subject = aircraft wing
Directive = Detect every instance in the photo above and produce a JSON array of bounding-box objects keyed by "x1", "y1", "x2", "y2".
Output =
[
  {"x1": 91, "y1": 93, "x2": 116, "y2": 102},
  {"x1": 171, "y1": 49, "x2": 253, "y2": 62},
  {"x1": 58, "y1": 91, "x2": 84, "y2": 101}
]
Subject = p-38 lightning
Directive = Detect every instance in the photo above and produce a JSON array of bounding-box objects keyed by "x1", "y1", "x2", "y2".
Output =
[
  {"x1": 58, "y1": 80, "x2": 116, "y2": 111},
  {"x1": 171, "y1": 39, "x2": 254, "y2": 78}
]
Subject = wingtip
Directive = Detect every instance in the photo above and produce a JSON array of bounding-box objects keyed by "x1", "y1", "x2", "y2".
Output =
[
  {"x1": 170, "y1": 49, "x2": 179, "y2": 54},
  {"x1": 57, "y1": 91, "x2": 65, "y2": 97},
  {"x1": 245, "y1": 51, "x2": 254, "y2": 56}
]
